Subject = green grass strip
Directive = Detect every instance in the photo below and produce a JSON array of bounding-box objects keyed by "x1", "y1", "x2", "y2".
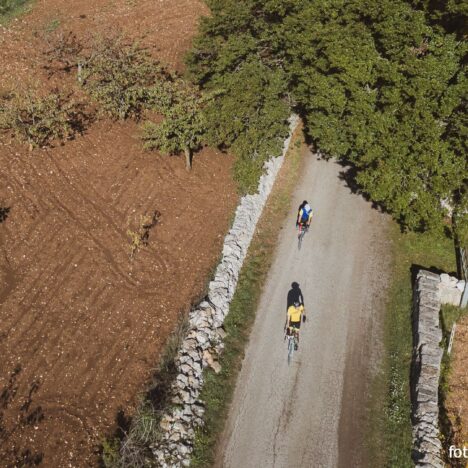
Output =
[
  {"x1": 368, "y1": 227, "x2": 457, "y2": 467},
  {"x1": 190, "y1": 130, "x2": 304, "y2": 467}
]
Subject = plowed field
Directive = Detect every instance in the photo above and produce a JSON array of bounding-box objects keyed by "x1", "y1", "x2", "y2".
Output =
[{"x1": 0, "y1": 1, "x2": 238, "y2": 466}]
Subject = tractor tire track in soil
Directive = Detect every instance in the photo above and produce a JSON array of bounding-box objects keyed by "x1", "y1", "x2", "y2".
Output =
[{"x1": 1, "y1": 123, "x2": 237, "y2": 466}]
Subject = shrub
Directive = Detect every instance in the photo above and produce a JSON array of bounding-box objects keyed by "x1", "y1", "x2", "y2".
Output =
[
  {"x1": 43, "y1": 31, "x2": 85, "y2": 77},
  {"x1": 101, "y1": 437, "x2": 121, "y2": 468},
  {"x1": 81, "y1": 37, "x2": 164, "y2": 120},
  {"x1": 0, "y1": 89, "x2": 88, "y2": 148},
  {"x1": 126, "y1": 211, "x2": 160, "y2": 259}
]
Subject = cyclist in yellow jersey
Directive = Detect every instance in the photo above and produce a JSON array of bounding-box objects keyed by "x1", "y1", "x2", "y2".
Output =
[{"x1": 285, "y1": 301, "x2": 305, "y2": 349}]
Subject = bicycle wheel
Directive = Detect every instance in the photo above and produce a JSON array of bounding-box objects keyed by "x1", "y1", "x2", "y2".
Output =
[
  {"x1": 287, "y1": 336, "x2": 294, "y2": 364},
  {"x1": 298, "y1": 227, "x2": 306, "y2": 250}
]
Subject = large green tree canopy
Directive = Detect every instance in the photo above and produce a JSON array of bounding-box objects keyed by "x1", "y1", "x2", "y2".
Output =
[{"x1": 188, "y1": 0, "x2": 466, "y2": 233}]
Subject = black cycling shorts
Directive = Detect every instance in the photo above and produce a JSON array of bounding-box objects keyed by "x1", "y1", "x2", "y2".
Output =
[{"x1": 289, "y1": 320, "x2": 301, "y2": 330}]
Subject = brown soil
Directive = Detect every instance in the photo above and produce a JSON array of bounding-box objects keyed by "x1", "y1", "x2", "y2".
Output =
[
  {"x1": 0, "y1": 1, "x2": 238, "y2": 466},
  {"x1": 445, "y1": 316, "x2": 468, "y2": 457}
]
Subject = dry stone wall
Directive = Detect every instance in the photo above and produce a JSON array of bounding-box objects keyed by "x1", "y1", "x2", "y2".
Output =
[
  {"x1": 151, "y1": 115, "x2": 300, "y2": 467},
  {"x1": 411, "y1": 270, "x2": 444, "y2": 467},
  {"x1": 411, "y1": 270, "x2": 465, "y2": 467}
]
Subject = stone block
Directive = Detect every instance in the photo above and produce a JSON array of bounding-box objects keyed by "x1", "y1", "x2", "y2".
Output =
[
  {"x1": 439, "y1": 285, "x2": 461, "y2": 306},
  {"x1": 418, "y1": 270, "x2": 441, "y2": 281}
]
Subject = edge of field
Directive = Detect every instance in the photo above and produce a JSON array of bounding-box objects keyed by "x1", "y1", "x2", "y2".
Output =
[{"x1": 366, "y1": 225, "x2": 458, "y2": 466}]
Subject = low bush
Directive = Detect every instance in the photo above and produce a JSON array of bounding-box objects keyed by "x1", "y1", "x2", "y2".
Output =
[
  {"x1": 101, "y1": 437, "x2": 121, "y2": 468},
  {"x1": 81, "y1": 36, "x2": 165, "y2": 120},
  {"x1": 43, "y1": 30, "x2": 85, "y2": 76},
  {"x1": 0, "y1": 89, "x2": 88, "y2": 148},
  {"x1": 126, "y1": 211, "x2": 160, "y2": 259}
]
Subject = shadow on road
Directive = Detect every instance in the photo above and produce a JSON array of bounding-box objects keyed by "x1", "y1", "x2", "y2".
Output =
[{"x1": 286, "y1": 281, "x2": 304, "y2": 310}]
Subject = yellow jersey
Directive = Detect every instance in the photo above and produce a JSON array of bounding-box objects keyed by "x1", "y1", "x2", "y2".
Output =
[{"x1": 287, "y1": 304, "x2": 304, "y2": 323}]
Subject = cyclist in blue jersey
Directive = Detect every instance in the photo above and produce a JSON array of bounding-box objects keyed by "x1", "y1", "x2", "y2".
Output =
[{"x1": 296, "y1": 200, "x2": 313, "y2": 228}]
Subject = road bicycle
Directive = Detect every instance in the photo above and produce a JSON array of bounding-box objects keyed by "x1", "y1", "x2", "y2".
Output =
[
  {"x1": 285, "y1": 327, "x2": 299, "y2": 365},
  {"x1": 297, "y1": 223, "x2": 309, "y2": 250}
]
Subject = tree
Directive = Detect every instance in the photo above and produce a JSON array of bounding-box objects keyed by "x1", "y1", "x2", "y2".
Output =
[
  {"x1": 285, "y1": 0, "x2": 466, "y2": 231},
  {"x1": 186, "y1": 0, "x2": 295, "y2": 191},
  {"x1": 186, "y1": 0, "x2": 466, "y2": 228},
  {"x1": 141, "y1": 80, "x2": 207, "y2": 170},
  {"x1": 203, "y1": 58, "x2": 290, "y2": 193}
]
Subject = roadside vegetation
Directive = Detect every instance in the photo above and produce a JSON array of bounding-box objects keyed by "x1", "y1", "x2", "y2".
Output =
[
  {"x1": 368, "y1": 226, "x2": 457, "y2": 466},
  {"x1": 439, "y1": 303, "x2": 468, "y2": 464},
  {"x1": 440, "y1": 309, "x2": 468, "y2": 467}
]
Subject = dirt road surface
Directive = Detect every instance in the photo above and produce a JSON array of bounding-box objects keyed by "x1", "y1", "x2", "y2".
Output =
[{"x1": 217, "y1": 151, "x2": 390, "y2": 468}]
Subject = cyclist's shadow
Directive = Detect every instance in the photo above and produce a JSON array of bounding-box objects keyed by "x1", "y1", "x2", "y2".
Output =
[{"x1": 286, "y1": 281, "x2": 304, "y2": 310}]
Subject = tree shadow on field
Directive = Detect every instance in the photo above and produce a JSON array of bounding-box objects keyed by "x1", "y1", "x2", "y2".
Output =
[
  {"x1": 0, "y1": 366, "x2": 44, "y2": 466},
  {"x1": 114, "y1": 408, "x2": 132, "y2": 441},
  {"x1": 101, "y1": 311, "x2": 189, "y2": 465}
]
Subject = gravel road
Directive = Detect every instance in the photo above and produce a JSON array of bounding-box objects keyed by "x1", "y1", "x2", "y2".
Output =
[{"x1": 216, "y1": 151, "x2": 390, "y2": 468}]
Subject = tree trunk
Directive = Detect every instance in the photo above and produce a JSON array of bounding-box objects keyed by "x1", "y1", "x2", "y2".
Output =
[{"x1": 184, "y1": 147, "x2": 192, "y2": 171}]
